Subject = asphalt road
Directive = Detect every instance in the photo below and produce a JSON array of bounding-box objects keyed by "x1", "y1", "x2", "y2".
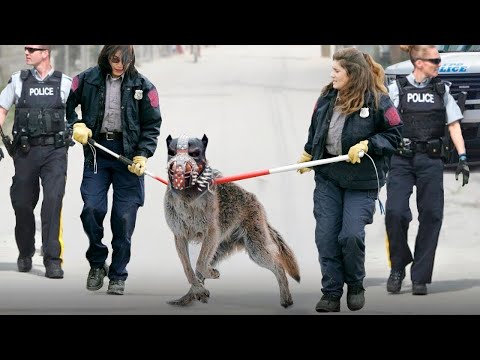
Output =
[{"x1": 0, "y1": 45, "x2": 478, "y2": 315}]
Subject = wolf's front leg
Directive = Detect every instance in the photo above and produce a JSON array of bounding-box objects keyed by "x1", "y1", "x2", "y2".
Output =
[
  {"x1": 195, "y1": 226, "x2": 221, "y2": 280},
  {"x1": 168, "y1": 235, "x2": 210, "y2": 306},
  {"x1": 173, "y1": 235, "x2": 202, "y2": 287}
]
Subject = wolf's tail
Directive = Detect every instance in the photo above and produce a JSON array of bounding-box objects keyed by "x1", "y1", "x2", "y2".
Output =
[{"x1": 269, "y1": 224, "x2": 301, "y2": 283}]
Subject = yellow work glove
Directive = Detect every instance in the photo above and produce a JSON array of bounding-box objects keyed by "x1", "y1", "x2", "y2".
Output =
[
  {"x1": 297, "y1": 150, "x2": 313, "y2": 174},
  {"x1": 348, "y1": 140, "x2": 368, "y2": 164},
  {"x1": 128, "y1": 156, "x2": 147, "y2": 176},
  {"x1": 73, "y1": 123, "x2": 92, "y2": 145}
]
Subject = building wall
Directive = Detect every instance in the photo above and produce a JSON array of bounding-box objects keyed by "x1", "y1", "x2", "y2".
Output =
[{"x1": 0, "y1": 45, "x2": 175, "y2": 85}]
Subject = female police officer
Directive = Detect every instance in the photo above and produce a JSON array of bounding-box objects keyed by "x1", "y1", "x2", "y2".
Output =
[
  {"x1": 297, "y1": 47, "x2": 403, "y2": 312},
  {"x1": 385, "y1": 45, "x2": 470, "y2": 296}
]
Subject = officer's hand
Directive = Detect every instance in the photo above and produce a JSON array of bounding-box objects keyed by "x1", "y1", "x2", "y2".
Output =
[
  {"x1": 455, "y1": 156, "x2": 469, "y2": 186},
  {"x1": 73, "y1": 123, "x2": 92, "y2": 145},
  {"x1": 297, "y1": 150, "x2": 312, "y2": 174},
  {"x1": 128, "y1": 156, "x2": 147, "y2": 176},
  {"x1": 348, "y1": 140, "x2": 368, "y2": 164}
]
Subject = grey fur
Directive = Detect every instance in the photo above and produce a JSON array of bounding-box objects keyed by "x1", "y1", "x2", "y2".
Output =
[{"x1": 164, "y1": 163, "x2": 301, "y2": 308}]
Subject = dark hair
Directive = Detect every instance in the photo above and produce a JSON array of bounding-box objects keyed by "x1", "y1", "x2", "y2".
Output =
[{"x1": 97, "y1": 45, "x2": 138, "y2": 77}]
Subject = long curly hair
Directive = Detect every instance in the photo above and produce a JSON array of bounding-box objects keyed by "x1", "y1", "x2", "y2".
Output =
[{"x1": 321, "y1": 47, "x2": 387, "y2": 114}]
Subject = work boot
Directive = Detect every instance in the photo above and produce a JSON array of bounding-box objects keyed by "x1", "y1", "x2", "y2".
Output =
[
  {"x1": 45, "y1": 263, "x2": 64, "y2": 279},
  {"x1": 347, "y1": 285, "x2": 365, "y2": 311},
  {"x1": 86, "y1": 263, "x2": 109, "y2": 291},
  {"x1": 107, "y1": 280, "x2": 125, "y2": 295},
  {"x1": 387, "y1": 269, "x2": 405, "y2": 294},
  {"x1": 412, "y1": 283, "x2": 427, "y2": 295},
  {"x1": 315, "y1": 294, "x2": 341, "y2": 313},
  {"x1": 17, "y1": 256, "x2": 32, "y2": 272}
]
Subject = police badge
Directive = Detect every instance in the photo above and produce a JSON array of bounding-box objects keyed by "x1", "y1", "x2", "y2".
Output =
[
  {"x1": 134, "y1": 90, "x2": 143, "y2": 100},
  {"x1": 360, "y1": 107, "x2": 369, "y2": 118}
]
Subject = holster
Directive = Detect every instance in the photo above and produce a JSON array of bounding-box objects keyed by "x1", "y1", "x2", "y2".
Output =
[{"x1": 396, "y1": 138, "x2": 414, "y2": 158}]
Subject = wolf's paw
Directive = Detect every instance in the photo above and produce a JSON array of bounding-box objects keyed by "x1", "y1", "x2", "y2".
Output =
[
  {"x1": 281, "y1": 297, "x2": 294, "y2": 308},
  {"x1": 167, "y1": 292, "x2": 195, "y2": 306},
  {"x1": 196, "y1": 267, "x2": 220, "y2": 280},
  {"x1": 209, "y1": 268, "x2": 220, "y2": 279},
  {"x1": 192, "y1": 285, "x2": 210, "y2": 303}
]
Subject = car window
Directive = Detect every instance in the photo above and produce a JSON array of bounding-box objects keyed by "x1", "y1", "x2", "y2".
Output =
[{"x1": 437, "y1": 45, "x2": 480, "y2": 52}]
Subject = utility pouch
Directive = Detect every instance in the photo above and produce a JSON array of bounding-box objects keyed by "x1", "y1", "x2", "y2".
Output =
[
  {"x1": 426, "y1": 138, "x2": 442, "y2": 159},
  {"x1": 439, "y1": 136, "x2": 453, "y2": 163},
  {"x1": 54, "y1": 132, "x2": 66, "y2": 148},
  {"x1": 20, "y1": 136, "x2": 30, "y2": 154}
]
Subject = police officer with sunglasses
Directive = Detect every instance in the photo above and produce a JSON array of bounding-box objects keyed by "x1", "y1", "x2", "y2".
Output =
[
  {"x1": 385, "y1": 45, "x2": 469, "y2": 296},
  {"x1": 0, "y1": 45, "x2": 72, "y2": 278}
]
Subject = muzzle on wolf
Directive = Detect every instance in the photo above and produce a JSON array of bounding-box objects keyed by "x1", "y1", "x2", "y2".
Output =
[{"x1": 164, "y1": 134, "x2": 300, "y2": 308}]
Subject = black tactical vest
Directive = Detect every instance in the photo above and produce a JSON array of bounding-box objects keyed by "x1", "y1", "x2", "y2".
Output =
[
  {"x1": 397, "y1": 77, "x2": 447, "y2": 141},
  {"x1": 13, "y1": 70, "x2": 66, "y2": 138}
]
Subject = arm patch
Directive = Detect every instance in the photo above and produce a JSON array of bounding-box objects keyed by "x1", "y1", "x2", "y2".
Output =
[
  {"x1": 147, "y1": 88, "x2": 159, "y2": 108},
  {"x1": 71, "y1": 76, "x2": 80, "y2": 92},
  {"x1": 385, "y1": 106, "x2": 401, "y2": 126}
]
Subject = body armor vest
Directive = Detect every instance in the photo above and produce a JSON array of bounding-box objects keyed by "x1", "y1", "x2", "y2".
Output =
[
  {"x1": 13, "y1": 70, "x2": 66, "y2": 138},
  {"x1": 397, "y1": 77, "x2": 447, "y2": 142}
]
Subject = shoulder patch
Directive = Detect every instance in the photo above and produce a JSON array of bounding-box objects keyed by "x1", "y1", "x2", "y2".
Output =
[
  {"x1": 147, "y1": 88, "x2": 159, "y2": 108},
  {"x1": 71, "y1": 76, "x2": 80, "y2": 92},
  {"x1": 385, "y1": 106, "x2": 401, "y2": 126}
]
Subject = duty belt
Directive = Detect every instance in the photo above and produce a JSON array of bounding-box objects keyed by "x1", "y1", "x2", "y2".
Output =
[
  {"x1": 410, "y1": 141, "x2": 428, "y2": 153},
  {"x1": 29, "y1": 135, "x2": 55, "y2": 146}
]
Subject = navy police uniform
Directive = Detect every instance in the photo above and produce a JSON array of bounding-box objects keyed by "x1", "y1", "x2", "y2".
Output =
[
  {"x1": 66, "y1": 65, "x2": 162, "y2": 282},
  {"x1": 304, "y1": 89, "x2": 402, "y2": 297},
  {"x1": 0, "y1": 68, "x2": 72, "y2": 273},
  {"x1": 386, "y1": 74, "x2": 463, "y2": 285}
]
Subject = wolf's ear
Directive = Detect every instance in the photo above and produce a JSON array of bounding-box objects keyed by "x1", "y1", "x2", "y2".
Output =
[
  {"x1": 202, "y1": 134, "x2": 208, "y2": 148},
  {"x1": 166, "y1": 135, "x2": 172, "y2": 147}
]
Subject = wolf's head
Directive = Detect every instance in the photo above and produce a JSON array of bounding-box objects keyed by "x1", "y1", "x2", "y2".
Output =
[{"x1": 166, "y1": 134, "x2": 211, "y2": 191}]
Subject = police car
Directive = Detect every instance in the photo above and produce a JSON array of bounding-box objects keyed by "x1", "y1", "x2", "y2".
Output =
[{"x1": 385, "y1": 45, "x2": 480, "y2": 164}]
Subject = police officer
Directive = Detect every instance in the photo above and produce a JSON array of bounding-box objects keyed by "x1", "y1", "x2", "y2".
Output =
[
  {"x1": 0, "y1": 45, "x2": 72, "y2": 278},
  {"x1": 297, "y1": 48, "x2": 402, "y2": 312},
  {"x1": 66, "y1": 45, "x2": 162, "y2": 295},
  {"x1": 386, "y1": 45, "x2": 470, "y2": 296}
]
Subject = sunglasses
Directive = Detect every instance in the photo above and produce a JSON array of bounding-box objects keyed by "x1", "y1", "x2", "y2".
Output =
[
  {"x1": 110, "y1": 55, "x2": 122, "y2": 64},
  {"x1": 25, "y1": 47, "x2": 47, "y2": 54},
  {"x1": 418, "y1": 58, "x2": 442, "y2": 65}
]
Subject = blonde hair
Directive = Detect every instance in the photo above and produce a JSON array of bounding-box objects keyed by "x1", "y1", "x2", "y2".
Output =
[
  {"x1": 322, "y1": 47, "x2": 387, "y2": 114},
  {"x1": 400, "y1": 45, "x2": 437, "y2": 66}
]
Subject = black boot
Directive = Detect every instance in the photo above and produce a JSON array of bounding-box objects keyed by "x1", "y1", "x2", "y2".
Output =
[
  {"x1": 17, "y1": 256, "x2": 32, "y2": 272},
  {"x1": 347, "y1": 285, "x2": 365, "y2": 311},
  {"x1": 387, "y1": 269, "x2": 405, "y2": 293},
  {"x1": 412, "y1": 283, "x2": 427, "y2": 295},
  {"x1": 86, "y1": 263, "x2": 109, "y2": 291},
  {"x1": 315, "y1": 294, "x2": 341, "y2": 313}
]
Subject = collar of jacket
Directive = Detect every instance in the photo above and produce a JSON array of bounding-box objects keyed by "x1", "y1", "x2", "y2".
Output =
[{"x1": 84, "y1": 66, "x2": 142, "y2": 88}]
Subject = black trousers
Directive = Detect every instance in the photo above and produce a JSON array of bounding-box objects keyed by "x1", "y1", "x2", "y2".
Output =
[
  {"x1": 385, "y1": 153, "x2": 444, "y2": 284},
  {"x1": 10, "y1": 144, "x2": 68, "y2": 267}
]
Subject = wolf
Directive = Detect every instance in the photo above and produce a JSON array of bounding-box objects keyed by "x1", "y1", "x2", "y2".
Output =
[{"x1": 163, "y1": 134, "x2": 300, "y2": 308}]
